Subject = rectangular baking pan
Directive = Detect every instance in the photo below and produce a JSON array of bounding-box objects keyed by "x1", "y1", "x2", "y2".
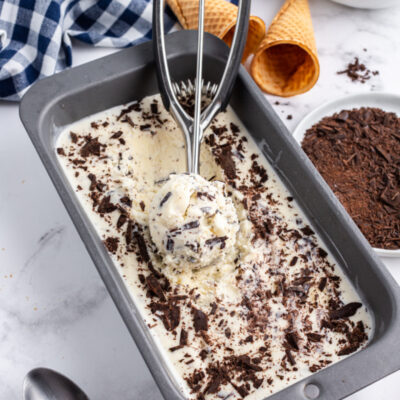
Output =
[{"x1": 20, "y1": 31, "x2": 400, "y2": 400}]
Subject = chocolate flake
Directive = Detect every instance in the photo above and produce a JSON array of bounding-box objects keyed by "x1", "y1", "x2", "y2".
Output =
[
  {"x1": 104, "y1": 237, "x2": 119, "y2": 254},
  {"x1": 285, "y1": 332, "x2": 299, "y2": 351},
  {"x1": 80, "y1": 137, "x2": 103, "y2": 157},
  {"x1": 120, "y1": 196, "x2": 132, "y2": 207},
  {"x1": 235, "y1": 355, "x2": 262, "y2": 372},
  {"x1": 98, "y1": 196, "x2": 117, "y2": 213},
  {"x1": 301, "y1": 226, "x2": 314, "y2": 236},
  {"x1": 289, "y1": 256, "x2": 298, "y2": 266},
  {"x1": 307, "y1": 333, "x2": 323, "y2": 342},
  {"x1": 146, "y1": 275, "x2": 166, "y2": 301},
  {"x1": 285, "y1": 349, "x2": 296, "y2": 366},
  {"x1": 140, "y1": 124, "x2": 151, "y2": 131},
  {"x1": 160, "y1": 191, "x2": 172, "y2": 207},
  {"x1": 330, "y1": 302, "x2": 362, "y2": 320},
  {"x1": 166, "y1": 237, "x2": 174, "y2": 252},
  {"x1": 116, "y1": 102, "x2": 141, "y2": 120},
  {"x1": 205, "y1": 236, "x2": 228, "y2": 249},
  {"x1": 318, "y1": 277, "x2": 327, "y2": 292},
  {"x1": 110, "y1": 130, "x2": 123, "y2": 139},
  {"x1": 70, "y1": 132, "x2": 78, "y2": 143},
  {"x1": 117, "y1": 214, "x2": 128, "y2": 229},
  {"x1": 180, "y1": 328, "x2": 188, "y2": 346},
  {"x1": 182, "y1": 220, "x2": 200, "y2": 231},
  {"x1": 337, "y1": 57, "x2": 379, "y2": 84},
  {"x1": 192, "y1": 308, "x2": 208, "y2": 332}
]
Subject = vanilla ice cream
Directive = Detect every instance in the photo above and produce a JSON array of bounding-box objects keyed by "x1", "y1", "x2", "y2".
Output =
[
  {"x1": 56, "y1": 94, "x2": 372, "y2": 400},
  {"x1": 149, "y1": 173, "x2": 239, "y2": 270}
]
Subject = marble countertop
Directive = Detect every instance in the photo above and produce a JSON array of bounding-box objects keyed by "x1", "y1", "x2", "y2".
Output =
[{"x1": 0, "y1": 0, "x2": 399, "y2": 398}]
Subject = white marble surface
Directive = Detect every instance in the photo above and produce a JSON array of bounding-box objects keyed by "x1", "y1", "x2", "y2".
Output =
[{"x1": 0, "y1": 0, "x2": 399, "y2": 398}]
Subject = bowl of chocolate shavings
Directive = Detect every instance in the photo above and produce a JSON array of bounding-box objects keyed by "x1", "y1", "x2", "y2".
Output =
[{"x1": 293, "y1": 93, "x2": 400, "y2": 258}]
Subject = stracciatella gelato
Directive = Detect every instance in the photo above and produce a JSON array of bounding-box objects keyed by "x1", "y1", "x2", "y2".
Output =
[
  {"x1": 56, "y1": 94, "x2": 372, "y2": 400},
  {"x1": 149, "y1": 173, "x2": 239, "y2": 270}
]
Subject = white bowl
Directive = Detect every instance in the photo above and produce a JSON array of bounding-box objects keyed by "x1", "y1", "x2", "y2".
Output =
[
  {"x1": 292, "y1": 92, "x2": 400, "y2": 258},
  {"x1": 329, "y1": 0, "x2": 399, "y2": 9}
]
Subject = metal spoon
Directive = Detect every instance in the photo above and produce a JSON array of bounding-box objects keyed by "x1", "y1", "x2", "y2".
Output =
[{"x1": 23, "y1": 368, "x2": 89, "y2": 400}]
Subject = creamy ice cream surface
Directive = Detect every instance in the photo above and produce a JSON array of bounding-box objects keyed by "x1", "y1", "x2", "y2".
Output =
[
  {"x1": 56, "y1": 94, "x2": 372, "y2": 400},
  {"x1": 149, "y1": 173, "x2": 239, "y2": 270}
]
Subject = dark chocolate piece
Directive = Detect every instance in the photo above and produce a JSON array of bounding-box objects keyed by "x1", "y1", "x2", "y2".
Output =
[
  {"x1": 330, "y1": 302, "x2": 362, "y2": 320},
  {"x1": 182, "y1": 220, "x2": 200, "y2": 231},
  {"x1": 103, "y1": 237, "x2": 119, "y2": 254},
  {"x1": 192, "y1": 308, "x2": 208, "y2": 332},
  {"x1": 160, "y1": 191, "x2": 172, "y2": 207},
  {"x1": 146, "y1": 275, "x2": 166, "y2": 301},
  {"x1": 97, "y1": 196, "x2": 117, "y2": 213}
]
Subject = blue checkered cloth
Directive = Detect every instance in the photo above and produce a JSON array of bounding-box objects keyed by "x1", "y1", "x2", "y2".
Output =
[{"x1": 0, "y1": 0, "x2": 178, "y2": 101}]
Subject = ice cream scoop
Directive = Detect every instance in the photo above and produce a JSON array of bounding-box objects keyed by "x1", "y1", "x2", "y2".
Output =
[{"x1": 149, "y1": 174, "x2": 239, "y2": 269}]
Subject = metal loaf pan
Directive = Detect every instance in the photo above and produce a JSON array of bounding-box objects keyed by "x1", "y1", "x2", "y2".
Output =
[{"x1": 20, "y1": 31, "x2": 400, "y2": 400}]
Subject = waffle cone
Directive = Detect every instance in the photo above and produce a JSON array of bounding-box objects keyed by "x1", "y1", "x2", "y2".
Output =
[
  {"x1": 167, "y1": 0, "x2": 265, "y2": 61},
  {"x1": 250, "y1": 0, "x2": 320, "y2": 97}
]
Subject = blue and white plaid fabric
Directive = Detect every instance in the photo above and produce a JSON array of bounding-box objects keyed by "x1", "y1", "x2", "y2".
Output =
[{"x1": 0, "y1": 0, "x2": 177, "y2": 101}]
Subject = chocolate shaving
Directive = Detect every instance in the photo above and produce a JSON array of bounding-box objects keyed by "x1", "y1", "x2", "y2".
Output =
[
  {"x1": 116, "y1": 102, "x2": 141, "y2": 120},
  {"x1": 292, "y1": 276, "x2": 312, "y2": 286},
  {"x1": 213, "y1": 143, "x2": 237, "y2": 181},
  {"x1": 337, "y1": 57, "x2": 379, "y2": 83},
  {"x1": 182, "y1": 220, "x2": 200, "y2": 231},
  {"x1": 180, "y1": 328, "x2": 188, "y2": 346},
  {"x1": 98, "y1": 196, "x2": 117, "y2": 213},
  {"x1": 140, "y1": 124, "x2": 151, "y2": 131},
  {"x1": 122, "y1": 115, "x2": 135, "y2": 127},
  {"x1": 120, "y1": 196, "x2": 132, "y2": 207},
  {"x1": 117, "y1": 213, "x2": 128, "y2": 229},
  {"x1": 330, "y1": 302, "x2": 362, "y2": 320},
  {"x1": 160, "y1": 191, "x2": 172, "y2": 207},
  {"x1": 205, "y1": 236, "x2": 228, "y2": 249},
  {"x1": 103, "y1": 237, "x2": 119, "y2": 254},
  {"x1": 70, "y1": 132, "x2": 78, "y2": 143},
  {"x1": 285, "y1": 349, "x2": 296, "y2": 366},
  {"x1": 197, "y1": 191, "x2": 215, "y2": 201},
  {"x1": 301, "y1": 226, "x2": 314, "y2": 236},
  {"x1": 192, "y1": 308, "x2": 208, "y2": 332},
  {"x1": 285, "y1": 332, "x2": 299, "y2": 351},
  {"x1": 150, "y1": 302, "x2": 180, "y2": 331},
  {"x1": 318, "y1": 277, "x2": 327, "y2": 292},
  {"x1": 235, "y1": 355, "x2": 262, "y2": 372},
  {"x1": 166, "y1": 237, "x2": 174, "y2": 252},
  {"x1": 151, "y1": 102, "x2": 158, "y2": 114},
  {"x1": 289, "y1": 256, "x2": 298, "y2": 266},
  {"x1": 80, "y1": 137, "x2": 103, "y2": 157},
  {"x1": 146, "y1": 275, "x2": 166, "y2": 301},
  {"x1": 110, "y1": 131, "x2": 123, "y2": 139},
  {"x1": 307, "y1": 333, "x2": 323, "y2": 342}
]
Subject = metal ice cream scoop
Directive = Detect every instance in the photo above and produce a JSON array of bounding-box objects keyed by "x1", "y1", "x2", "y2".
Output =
[
  {"x1": 23, "y1": 368, "x2": 89, "y2": 400},
  {"x1": 153, "y1": 0, "x2": 251, "y2": 174}
]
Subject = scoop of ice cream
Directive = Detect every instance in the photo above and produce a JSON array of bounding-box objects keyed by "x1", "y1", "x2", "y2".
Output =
[{"x1": 149, "y1": 174, "x2": 239, "y2": 269}]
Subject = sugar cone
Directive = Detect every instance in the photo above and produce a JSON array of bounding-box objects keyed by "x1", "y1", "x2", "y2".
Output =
[
  {"x1": 250, "y1": 0, "x2": 320, "y2": 97},
  {"x1": 167, "y1": 0, "x2": 266, "y2": 61}
]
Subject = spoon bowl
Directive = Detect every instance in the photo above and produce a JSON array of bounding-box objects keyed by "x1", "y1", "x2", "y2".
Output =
[{"x1": 23, "y1": 368, "x2": 89, "y2": 400}]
